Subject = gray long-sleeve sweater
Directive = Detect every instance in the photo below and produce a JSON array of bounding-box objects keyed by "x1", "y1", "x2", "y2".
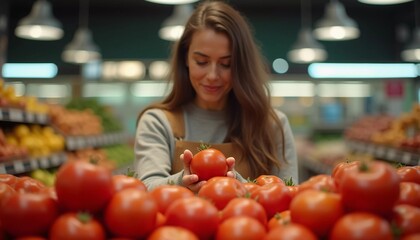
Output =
[{"x1": 134, "y1": 103, "x2": 298, "y2": 190}]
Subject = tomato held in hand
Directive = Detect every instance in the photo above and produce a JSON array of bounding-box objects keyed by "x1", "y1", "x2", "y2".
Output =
[
  {"x1": 190, "y1": 148, "x2": 228, "y2": 181},
  {"x1": 49, "y1": 212, "x2": 106, "y2": 240},
  {"x1": 55, "y1": 160, "x2": 114, "y2": 213}
]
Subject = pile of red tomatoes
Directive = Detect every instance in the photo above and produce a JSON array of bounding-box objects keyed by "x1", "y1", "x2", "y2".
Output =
[{"x1": 0, "y1": 159, "x2": 419, "y2": 240}]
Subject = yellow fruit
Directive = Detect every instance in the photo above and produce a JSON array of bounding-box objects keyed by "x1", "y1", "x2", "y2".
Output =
[{"x1": 14, "y1": 125, "x2": 30, "y2": 139}]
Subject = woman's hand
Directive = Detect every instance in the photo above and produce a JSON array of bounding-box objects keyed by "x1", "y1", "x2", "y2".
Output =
[
  {"x1": 180, "y1": 149, "x2": 206, "y2": 192},
  {"x1": 226, "y1": 157, "x2": 236, "y2": 179}
]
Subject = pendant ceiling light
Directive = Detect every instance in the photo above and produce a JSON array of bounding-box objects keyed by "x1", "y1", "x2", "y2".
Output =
[
  {"x1": 287, "y1": 0, "x2": 327, "y2": 64},
  {"x1": 146, "y1": 0, "x2": 199, "y2": 4},
  {"x1": 62, "y1": 0, "x2": 101, "y2": 64},
  {"x1": 159, "y1": 4, "x2": 193, "y2": 41},
  {"x1": 358, "y1": 0, "x2": 413, "y2": 4},
  {"x1": 15, "y1": 0, "x2": 63, "y2": 41},
  {"x1": 313, "y1": 0, "x2": 360, "y2": 41},
  {"x1": 401, "y1": 1, "x2": 420, "y2": 62}
]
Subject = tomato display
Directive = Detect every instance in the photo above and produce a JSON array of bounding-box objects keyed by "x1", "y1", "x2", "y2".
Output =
[
  {"x1": 112, "y1": 174, "x2": 147, "y2": 193},
  {"x1": 198, "y1": 176, "x2": 247, "y2": 210},
  {"x1": 264, "y1": 223, "x2": 317, "y2": 240},
  {"x1": 329, "y1": 212, "x2": 393, "y2": 240},
  {"x1": 149, "y1": 184, "x2": 194, "y2": 214},
  {"x1": 255, "y1": 175, "x2": 284, "y2": 186},
  {"x1": 215, "y1": 216, "x2": 266, "y2": 240},
  {"x1": 339, "y1": 160, "x2": 400, "y2": 217},
  {"x1": 165, "y1": 196, "x2": 219, "y2": 240},
  {"x1": 190, "y1": 148, "x2": 228, "y2": 181},
  {"x1": 54, "y1": 160, "x2": 114, "y2": 213},
  {"x1": 392, "y1": 204, "x2": 420, "y2": 237},
  {"x1": 290, "y1": 189, "x2": 344, "y2": 238},
  {"x1": 220, "y1": 197, "x2": 267, "y2": 226},
  {"x1": 250, "y1": 182, "x2": 292, "y2": 219},
  {"x1": 148, "y1": 226, "x2": 199, "y2": 240},
  {"x1": 104, "y1": 188, "x2": 158, "y2": 239},
  {"x1": 49, "y1": 212, "x2": 106, "y2": 240},
  {"x1": 0, "y1": 191, "x2": 59, "y2": 238}
]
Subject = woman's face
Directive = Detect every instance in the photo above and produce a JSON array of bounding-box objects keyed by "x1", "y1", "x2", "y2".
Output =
[{"x1": 187, "y1": 28, "x2": 232, "y2": 110}]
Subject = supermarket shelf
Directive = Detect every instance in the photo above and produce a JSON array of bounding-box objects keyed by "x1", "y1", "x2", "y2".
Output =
[
  {"x1": 0, "y1": 108, "x2": 49, "y2": 124},
  {"x1": 65, "y1": 132, "x2": 129, "y2": 151},
  {"x1": 299, "y1": 156, "x2": 333, "y2": 175},
  {"x1": 0, "y1": 152, "x2": 67, "y2": 175},
  {"x1": 346, "y1": 140, "x2": 420, "y2": 166}
]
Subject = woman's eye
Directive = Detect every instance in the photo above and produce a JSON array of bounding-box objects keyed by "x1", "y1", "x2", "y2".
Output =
[
  {"x1": 196, "y1": 61, "x2": 207, "y2": 66},
  {"x1": 221, "y1": 63, "x2": 231, "y2": 68}
]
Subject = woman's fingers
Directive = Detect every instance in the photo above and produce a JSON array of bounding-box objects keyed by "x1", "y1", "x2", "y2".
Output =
[{"x1": 226, "y1": 157, "x2": 236, "y2": 178}]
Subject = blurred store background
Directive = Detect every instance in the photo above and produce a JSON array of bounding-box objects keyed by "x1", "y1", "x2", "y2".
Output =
[{"x1": 0, "y1": 0, "x2": 419, "y2": 182}]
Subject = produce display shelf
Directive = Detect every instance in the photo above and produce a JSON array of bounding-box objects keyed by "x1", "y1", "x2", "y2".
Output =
[
  {"x1": 300, "y1": 156, "x2": 333, "y2": 175},
  {"x1": 0, "y1": 152, "x2": 67, "y2": 175},
  {"x1": 346, "y1": 140, "x2": 420, "y2": 166},
  {"x1": 0, "y1": 108, "x2": 49, "y2": 124},
  {"x1": 65, "y1": 132, "x2": 128, "y2": 151}
]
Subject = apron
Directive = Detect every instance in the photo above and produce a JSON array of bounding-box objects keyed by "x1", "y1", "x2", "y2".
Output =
[{"x1": 163, "y1": 108, "x2": 252, "y2": 179}]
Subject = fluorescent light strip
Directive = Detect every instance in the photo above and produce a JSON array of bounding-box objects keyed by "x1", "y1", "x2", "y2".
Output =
[
  {"x1": 2, "y1": 63, "x2": 58, "y2": 78},
  {"x1": 131, "y1": 81, "x2": 172, "y2": 97},
  {"x1": 27, "y1": 84, "x2": 69, "y2": 98},
  {"x1": 269, "y1": 81, "x2": 315, "y2": 97},
  {"x1": 83, "y1": 83, "x2": 126, "y2": 97},
  {"x1": 308, "y1": 63, "x2": 418, "y2": 78}
]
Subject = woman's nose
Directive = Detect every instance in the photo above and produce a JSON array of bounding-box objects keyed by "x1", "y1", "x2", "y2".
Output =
[{"x1": 207, "y1": 64, "x2": 219, "y2": 80}]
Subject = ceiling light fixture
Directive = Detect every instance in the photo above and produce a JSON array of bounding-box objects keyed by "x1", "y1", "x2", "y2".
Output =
[
  {"x1": 62, "y1": 0, "x2": 101, "y2": 64},
  {"x1": 358, "y1": 0, "x2": 413, "y2": 5},
  {"x1": 287, "y1": 0, "x2": 327, "y2": 63},
  {"x1": 313, "y1": 0, "x2": 360, "y2": 41},
  {"x1": 15, "y1": 0, "x2": 63, "y2": 41},
  {"x1": 146, "y1": 0, "x2": 199, "y2": 5},
  {"x1": 401, "y1": 0, "x2": 420, "y2": 62},
  {"x1": 159, "y1": 4, "x2": 193, "y2": 41}
]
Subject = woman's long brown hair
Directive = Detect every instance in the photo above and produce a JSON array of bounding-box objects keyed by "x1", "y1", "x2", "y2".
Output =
[{"x1": 138, "y1": 0, "x2": 286, "y2": 179}]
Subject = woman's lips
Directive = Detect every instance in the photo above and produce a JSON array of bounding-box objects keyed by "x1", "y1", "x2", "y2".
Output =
[{"x1": 203, "y1": 85, "x2": 221, "y2": 93}]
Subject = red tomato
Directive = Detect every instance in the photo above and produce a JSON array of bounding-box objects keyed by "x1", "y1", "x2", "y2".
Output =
[
  {"x1": 250, "y1": 182, "x2": 292, "y2": 219},
  {"x1": 49, "y1": 212, "x2": 106, "y2": 240},
  {"x1": 397, "y1": 182, "x2": 420, "y2": 208},
  {"x1": 198, "y1": 176, "x2": 247, "y2": 210},
  {"x1": 0, "y1": 192, "x2": 59, "y2": 238},
  {"x1": 401, "y1": 233, "x2": 420, "y2": 240},
  {"x1": 220, "y1": 197, "x2": 267, "y2": 226},
  {"x1": 112, "y1": 174, "x2": 147, "y2": 192},
  {"x1": 104, "y1": 188, "x2": 158, "y2": 239},
  {"x1": 290, "y1": 189, "x2": 344, "y2": 238},
  {"x1": 264, "y1": 223, "x2": 317, "y2": 240},
  {"x1": 148, "y1": 226, "x2": 199, "y2": 240},
  {"x1": 339, "y1": 160, "x2": 400, "y2": 217},
  {"x1": 14, "y1": 176, "x2": 46, "y2": 193},
  {"x1": 149, "y1": 184, "x2": 194, "y2": 214},
  {"x1": 267, "y1": 210, "x2": 291, "y2": 231},
  {"x1": 397, "y1": 166, "x2": 420, "y2": 184},
  {"x1": 243, "y1": 182, "x2": 260, "y2": 193},
  {"x1": 215, "y1": 216, "x2": 266, "y2": 240},
  {"x1": 0, "y1": 182, "x2": 15, "y2": 204},
  {"x1": 190, "y1": 148, "x2": 228, "y2": 181},
  {"x1": 329, "y1": 212, "x2": 393, "y2": 240},
  {"x1": 297, "y1": 174, "x2": 337, "y2": 194},
  {"x1": 331, "y1": 161, "x2": 360, "y2": 189},
  {"x1": 392, "y1": 204, "x2": 420, "y2": 237},
  {"x1": 55, "y1": 160, "x2": 114, "y2": 213},
  {"x1": 15, "y1": 237, "x2": 47, "y2": 240},
  {"x1": 165, "y1": 196, "x2": 219, "y2": 240},
  {"x1": 0, "y1": 174, "x2": 17, "y2": 188},
  {"x1": 255, "y1": 175, "x2": 284, "y2": 186}
]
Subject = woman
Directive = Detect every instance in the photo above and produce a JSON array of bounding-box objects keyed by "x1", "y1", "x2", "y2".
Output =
[{"x1": 134, "y1": 0, "x2": 298, "y2": 192}]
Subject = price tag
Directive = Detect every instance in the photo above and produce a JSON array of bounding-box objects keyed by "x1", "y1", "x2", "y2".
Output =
[
  {"x1": 76, "y1": 137, "x2": 85, "y2": 149},
  {"x1": 14, "y1": 161, "x2": 24, "y2": 173},
  {"x1": 67, "y1": 137, "x2": 76, "y2": 150},
  {"x1": 402, "y1": 153, "x2": 411, "y2": 165},
  {"x1": 26, "y1": 112, "x2": 35, "y2": 122},
  {"x1": 37, "y1": 114, "x2": 47, "y2": 124},
  {"x1": 39, "y1": 157, "x2": 49, "y2": 168},
  {"x1": 0, "y1": 110, "x2": 3, "y2": 120},
  {"x1": 9, "y1": 109, "x2": 23, "y2": 122},
  {"x1": 50, "y1": 155, "x2": 60, "y2": 166},
  {"x1": 376, "y1": 146, "x2": 385, "y2": 157},
  {"x1": 30, "y1": 160, "x2": 39, "y2": 170},
  {"x1": 387, "y1": 149, "x2": 396, "y2": 159},
  {"x1": 0, "y1": 164, "x2": 6, "y2": 174}
]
